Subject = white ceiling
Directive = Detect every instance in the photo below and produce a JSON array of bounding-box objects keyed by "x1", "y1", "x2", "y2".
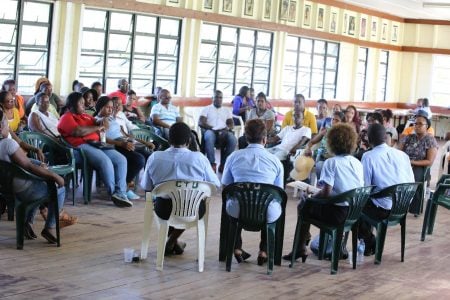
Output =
[{"x1": 340, "y1": 0, "x2": 450, "y2": 20}]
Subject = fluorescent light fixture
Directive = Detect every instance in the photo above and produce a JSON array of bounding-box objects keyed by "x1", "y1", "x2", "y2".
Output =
[{"x1": 423, "y1": 2, "x2": 450, "y2": 7}]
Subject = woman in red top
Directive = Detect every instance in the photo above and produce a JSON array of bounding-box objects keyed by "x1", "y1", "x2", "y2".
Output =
[{"x1": 57, "y1": 92, "x2": 131, "y2": 207}]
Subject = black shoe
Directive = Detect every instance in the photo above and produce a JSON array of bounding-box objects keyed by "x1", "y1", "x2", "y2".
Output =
[
  {"x1": 257, "y1": 252, "x2": 268, "y2": 266},
  {"x1": 24, "y1": 223, "x2": 37, "y2": 240},
  {"x1": 173, "y1": 242, "x2": 186, "y2": 255},
  {"x1": 364, "y1": 236, "x2": 376, "y2": 256},
  {"x1": 282, "y1": 251, "x2": 308, "y2": 263},
  {"x1": 234, "y1": 249, "x2": 251, "y2": 263},
  {"x1": 41, "y1": 228, "x2": 57, "y2": 244}
]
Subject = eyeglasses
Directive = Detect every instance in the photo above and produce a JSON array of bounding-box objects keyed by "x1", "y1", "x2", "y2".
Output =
[{"x1": 414, "y1": 122, "x2": 426, "y2": 127}]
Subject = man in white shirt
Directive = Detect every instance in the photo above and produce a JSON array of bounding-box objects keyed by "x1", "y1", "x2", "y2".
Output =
[
  {"x1": 267, "y1": 112, "x2": 311, "y2": 160},
  {"x1": 359, "y1": 123, "x2": 414, "y2": 256},
  {"x1": 150, "y1": 89, "x2": 182, "y2": 138},
  {"x1": 199, "y1": 90, "x2": 237, "y2": 173}
]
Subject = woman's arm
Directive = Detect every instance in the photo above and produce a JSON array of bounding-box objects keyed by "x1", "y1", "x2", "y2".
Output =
[
  {"x1": 29, "y1": 112, "x2": 46, "y2": 134},
  {"x1": 411, "y1": 147, "x2": 437, "y2": 167},
  {"x1": 71, "y1": 125, "x2": 103, "y2": 137},
  {"x1": 310, "y1": 183, "x2": 332, "y2": 198},
  {"x1": 135, "y1": 108, "x2": 145, "y2": 123}
]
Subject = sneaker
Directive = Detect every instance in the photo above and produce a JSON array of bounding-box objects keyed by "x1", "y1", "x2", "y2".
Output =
[
  {"x1": 112, "y1": 193, "x2": 133, "y2": 208},
  {"x1": 126, "y1": 190, "x2": 140, "y2": 200}
]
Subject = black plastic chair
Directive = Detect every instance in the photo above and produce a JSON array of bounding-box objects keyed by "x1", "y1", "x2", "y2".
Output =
[
  {"x1": 361, "y1": 182, "x2": 419, "y2": 264},
  {"x1": 289, "y1": 186, "x2": 373, "y2": 275},
  {"x1": 221, "y1": 182, "x2": 287, "y2": 275},
  {"x1": 0, "y1": 160, "x2": 60, "y2": 249},
  {"x1": 19, "y1": 131, "x2": 76, "y2": 205},
  {"x1": 130, "y1": 128, "x2": 169, "y2": 151},
  {"x1": 421, "y1": 174, "x2": 450, "y2": 241}
]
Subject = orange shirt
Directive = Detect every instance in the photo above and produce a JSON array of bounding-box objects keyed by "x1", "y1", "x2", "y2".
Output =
[
  {"x1": 402, "y1": 125, "x2": 434, "y2": 136},
  {"x1": 15, "y1": 94, "x2": 25, "y2": 118}
]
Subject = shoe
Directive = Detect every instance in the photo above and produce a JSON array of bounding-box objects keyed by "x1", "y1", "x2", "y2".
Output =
[
  {"x1": 173, "y1": 242, "x2": 186, "y2": 255},
  {"x1": 41, "y1": 228, "x2": 57, "y2": 244},
  {"x1": 257, "y1": 251, "x2": 268, "y2": 266},
  {"x1": 24, "y1": 222, "x2": 37, "y2": 240},
  {"x1": 128, "y1": 181, "x2": 135, "y2": 189},
  {"x1": 211, "y1": 163, "x2": 217, "y2": 173},
  {"x1": 112, "y1": 193, "x2": 133, "y2": 208},
  {"x1": 59, "y1": 210, "x2": 78, "y2": 228},
  {"x1": 282, "y1": 251, "x2": 308, "y2": 263},
  {"x1": 218, "y1": 164, "x2": 224, "y2": 173},
  {"x1": 234, "y1": 249, "x2": 251, "y2": 263},
  {"x1": 126, "y1": 190, "x2": 140, "y2": 200},
  {"x1": 364, "y1": 235, "x2": 376, "y2": 256}
]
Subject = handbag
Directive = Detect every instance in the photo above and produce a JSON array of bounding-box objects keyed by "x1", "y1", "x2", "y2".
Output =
[{"x1": 86, "y1": 140, "x2": 115, "y2": 150}]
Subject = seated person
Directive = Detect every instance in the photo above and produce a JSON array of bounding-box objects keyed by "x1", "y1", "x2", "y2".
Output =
[
  {"x1": 316, "y1": 98, "x2": 331, "y2": 130},
  {"x1": 355, "y1": 112, "x2": 384, "y2": 160},
  {"x1": 222, "y1": 119, "x2": 283, "y2": 265},
  {"x1": 123, "y1": 90, "x2": 145, "y2": 123},
  {"x1": 199, "y1": 90, "x2": 236, "y2": 173},
  {"x1": 140, "y1": 122, "x2": 220, "y2": 255},
  {"x1": 0, "y1": 90, "x2": 22, "y2": 133},
  {"x1": 238, "y1": 92, "x2": 275, "y2": 149},
  {"x1": 81, "y1": 87, "x2": 98, "y2": 116},
  {"x1": 2, "y1": 79, "x2": 25, "y2": 119},
  {"x1": 0, "y1": 109, "x2": 71, "y2": 243},
  {"x1": 411, "y1": 97, "x2": 432, "y2": 119},
  {"x1": 28, "y1": 92, "x2": 60, "y2": 139},
  {"x1": 284, "y1": 123, "x2": 363, "y2": 261},
  {"x1": 57, "y1": 92, "x2": 132, "y2": 208},
  {"x1": 95, "y1": 96, "x2": 148, "y2": 200},
  {"x1": 344, "y1": 105, "x2": 361, "y2": 134},
  {"x1": 27, "y1": 81, "x2": 62, "y2": 118},
  {"x1": 281, "y1": 94, "x2": 318, "y2": 135},
  {"x1": 267, "y1": 111, "x2": 311, "y2": 161},
  {"x1": 108, "y1": 78, "x2": 128, "y2": 105},
  {"x1": 359, "y1": 123, "x2": 415, "y2": 255},
  {"x1": 232, "y1": 86, "x2": 254, "y2": 124},
  {"x1": 149, "y1": 89, "x2": 182, "y2": 139},
  {"x1": 381, "y1": 109, "x2": 398, "y2": 146}
]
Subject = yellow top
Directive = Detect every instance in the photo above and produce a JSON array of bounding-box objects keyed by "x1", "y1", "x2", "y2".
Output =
[
  {"x1": 281, "y1": 109, "x2": 318, "y2": 134},
  {"x1": 7, "y1": 108, "x2": 20, "y2": 132},
  {"x1": 402, "y1": 125, "x2": 434, "y2": 136}
]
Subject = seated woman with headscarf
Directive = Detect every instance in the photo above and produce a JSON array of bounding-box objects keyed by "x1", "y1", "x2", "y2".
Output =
[
  {"x1": 28, "y1": 92, "x2": 60, "y2": 139},
  {"x1": 57, "y1": 92, "x2": 131, "y2": 208}
]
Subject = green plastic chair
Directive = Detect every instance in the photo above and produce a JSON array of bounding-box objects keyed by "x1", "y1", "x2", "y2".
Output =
[
  {"x1": 361, "y1": 182, "x2": 419, "y2": 265},
  {"x1": 221, "y1": 182, "x2": 287, "y2": 275},
  {"x1": 0, "y1": 160, "x2": 61, "y2": 249},
  {"x1": 289, "y1": 186, "x2": 373, "y2": 275},
  {"x1": 19, "y1": 131, "x2": 77, "y2": 205},
  {"x1": 421, "y1": 174, "x2": 450, "y2": 241},
  {"x1": 131, "y1": 120, "x2": 155, "y2": 132},
  {"x1": 130, "y1": 128, "x2": 169, "y2": 151}
]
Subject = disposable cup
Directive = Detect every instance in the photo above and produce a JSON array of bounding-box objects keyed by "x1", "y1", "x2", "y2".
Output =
[{"x1": 124, "y1": 248, "x2": 134, "y2": 263}]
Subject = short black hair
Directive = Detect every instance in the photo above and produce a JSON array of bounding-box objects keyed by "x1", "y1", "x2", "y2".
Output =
[
  {"x1": 256, "y1": 92, "x2": 266, "y2": 101},
  {"x1": 317, "y1": 98, "x2": 327, "y2": 105},
  {"x1": 294, "y1": 94, "x2": 305, "y2": 102},
  {"x1": 2, "y1": 79, "x2": 15, "y2": 91},
  {"x1": 366, "y1": 112, "x2": 383, "y2": 123},
  {"x1": 367, "y1": 123, "x2": 386, "y2": 146},
  {"x1": 169, "y1": 122, "x2": 191, "y2": 146},
  {"x1": 245, "y1": 119, "x2": 266, "y2": 144},
  {"x1": 95, "y1": 96, "x2": 112, "y2": 115},
  {"x1": 35, "y1": 92, "x2": 48, "y2": 105},
  {"x1": 238, "y1": 86, "x2": 249, "y2": 97},
  {"x1": 91, "y1": 81, "x2": 102, "y2": 89},
  {"x1": 333, "y1": 111, "x2": 346, "y2": 122},
  {"x1": 66, "y1": 92, "x2": 83, "y2": 111}
]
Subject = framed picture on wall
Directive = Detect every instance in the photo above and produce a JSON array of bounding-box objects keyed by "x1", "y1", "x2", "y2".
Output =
[
  {"x1": 303, "y1": 4, "x2": 311, "y2": 26},
  {"x1": 360, "y1": 17, "x2": 367, "y2": 38},
  {"x1": 169, "y1": 0, "x2": 179, "y2": 3},
  {"x1": 392, "y1": 25, "x2": 398, "y2": 42},
  {"x1": 264, "y1": 0, "x2": 272, "y2": 19},
  {"x1": 330, "y1": 12, "x2": 337, "y2": 33},
  {"x1": 343, "y1": 13, "x2": 348, "y2": 33},
  {"x1": 317, "y1": 7, "x2": 324, "y2": 29},
  {"x1": 223, "y1": 0, "x2": 232, "y2": 12},
  {"x1": 348, "y1": 15, "x2": 355, "y2": 35},
  {"x1": 371, "y1": 20, "x2": 377, "y2": 37},
  {"x1": 204, "y1": 0, "x2": 213, "y2": 9},
  {"x1": 244, "y1": 0, "x2": 254, "y2": 16},
  {"x1": 288, "y1": 1, "x2": 297, "y2": 22},
  {"x1": 382, "y1": 22, "x2": 387, "y2": 40},
  {"x1": 279, "y1": 0, "x2": 289, "y2": 21}
]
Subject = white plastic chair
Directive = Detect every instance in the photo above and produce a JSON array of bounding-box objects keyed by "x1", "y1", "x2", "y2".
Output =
[
  {"x1": 140, "y1": 180, "x2": 216, "y2": 272},
  {"x1": 438, "y1": 141, "x2": 450, "y2": 178},
  {"x1": 232, "y1": 114, "x2": 244, "y2": 140}
]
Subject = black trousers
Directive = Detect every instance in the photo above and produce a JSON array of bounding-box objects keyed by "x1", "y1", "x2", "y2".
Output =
[
  {"x1": 358, "y1": 200, "x2": 390, "y2": 241},
  {"x1": 299, "y1": 201, "x2": 349, "y2": 226},
  {"x1": 154, "y1": 197, "x2": 206, "y2": 220},
  {"x1": 410, "y1": 166, "x2": 429, "y2": 215},
  {"x1": 234, "y1": 228, "x2": 267, "y2": 252},
  {"x1": 115, "y1": 147, "x2": 145, "y2": 183}
]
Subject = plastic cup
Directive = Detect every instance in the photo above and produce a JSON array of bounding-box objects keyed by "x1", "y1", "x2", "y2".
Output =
[{"x1": 124, "y1": 248, "x2": 134, "y2": 263}]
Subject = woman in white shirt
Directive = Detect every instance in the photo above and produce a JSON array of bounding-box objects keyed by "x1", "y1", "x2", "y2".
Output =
[{"x1": 28, "y1": 92, "x2": 60, "y2": 138}]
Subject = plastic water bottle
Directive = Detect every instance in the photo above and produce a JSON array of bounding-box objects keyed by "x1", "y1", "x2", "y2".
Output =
[{"x1": 357, "y1": 239, "x2": 365, "y2": 264}]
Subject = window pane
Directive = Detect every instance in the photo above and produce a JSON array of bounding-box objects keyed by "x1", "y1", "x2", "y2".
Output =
[
  {"x1": 23, "y1": 2, "x2": 50, "y2": 23},
  {"x1": 134, "y1": 35, "x2": 155, "y2": 54},
  {"x1": 21, "y1": 25, "x2": 48, "y2": 46},
  {"x1": 0, "y1": 1, "x2": 18, "y2": 21},
  {"x1": 110, "y1": 12, "x2": 132, "y2": 32},
  {"x1": 83, "y1": 10, "x2": 106, "y2": 29},
  {"x1": 160, "y1": 18, "x2": 179, "y2": 36},
  {"x1": 0, "y1": 24, "x2": 16, "y2": 44},
  {"x1": 136, "y1": 15, "x2": 156, "y2": 33}
]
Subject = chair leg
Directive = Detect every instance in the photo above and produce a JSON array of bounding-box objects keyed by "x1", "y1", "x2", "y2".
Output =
[
  {"x1": 225, "y1": 219, "x2": 238, "y2": 272},
  {"x1": 331, "y1": 229, "x2": 343, "y2": 275},
  {"x1": 140, "y1": 198, "x2": 154, "y2": 260},
  {"x1": 421, "y1": 197, "x2": 433, "y2": 241},
  {"x1": 427, "y1": 203, "x2": 439, "y2": 235},
  {"x1": 352, "y1": 227, "x2": 358, "y2": 269},
  {"x1": 71, "y1": 171, "x2": 76, "y2": 206},
  {"x1": 197, "y1": 218, "x2": 206, "y2": 272},
  {"x1": 374, "y1": 223, "x2": 388, "y2": 265},
  {"x1": 318, "y1": 231, "x2": 327, "y2": 260},
  {"x1": 15, "y1": 204, "x2": 26, "y2": 250},
  {"x1": 267, "y1": 223, "x2": 276, "y2": 275},
  {"x1": 156, "y1": 220, "x2": 169, "y2": 271},
  {"x1": 400, "y1": 217, "x2": 406, "y2": 262},
  {"x1": 289, "y1": 215, "x2": 302, "y2": 268}
]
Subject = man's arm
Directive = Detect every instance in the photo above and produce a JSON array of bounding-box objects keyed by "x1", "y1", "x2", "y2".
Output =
[
  {"x1": 226, "y1": 118, "x2": 234, "y2": 130},
  {"x1": 151, "y1": 114, "x2": 171, "y2": 128},
  {"x1": 198, "y1": 116, "x2": 212, "y2": 130},
  {"x1": 289, "y1": 136, "x2": 309, "y2": 154}
]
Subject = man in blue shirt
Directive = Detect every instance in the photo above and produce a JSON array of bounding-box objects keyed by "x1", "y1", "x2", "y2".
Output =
[
  {"x1": 222, "y1": 119, "x2": 283, "y2": 265},
  {"x1": 359, "y1": 123, "x2": 414, "y2": 255},
  {"x1": 141, "y1": 122, "x2": 220, "y2": 255}
]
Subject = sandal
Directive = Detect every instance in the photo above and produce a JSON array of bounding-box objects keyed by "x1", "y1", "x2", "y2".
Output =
[
  {"x1": 59, "y1": 210, "x2": 78, "y2": 228},
  {"x1": 40, "y1": 207, "x2": 48, "y2": 221}
]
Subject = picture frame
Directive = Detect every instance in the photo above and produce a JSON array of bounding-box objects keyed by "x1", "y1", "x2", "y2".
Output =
[
  {"x1": 343, "y1": 13, "x2": 348, "y2": 34},
  {"x1": 303, "y1": 4, "x2": 311, "y2": 26},
  {"x1": 392, "y1": 25, "x2": 398, "y2": 42},
  {"x1": 168, "y1": 0, "x2": 179, "y2": 3},
  {"x1": 330, "y1": 12, "x2": 337, "y2": 33},
  {"x1": 264, "y1": 0, "x2": 272, "y2": 19},
  {"x1": 223, "y1": 0, "x2": 232, "y2": 12},
  {"x1": 317, "y1": 7, "x2": 324, "y2": 29},
  {"x1": 371, "y1": 20, "x2": 377, "y2": 37},
  {"x1": 244, "y1": 0, "x2": 254, "y2": 16},
  {"x1": 204, "y1": 0, "x2": 213, "y2": 10},
  {"x1": 348, "y1": 15, "x2": 355, "y2": 36},
  {"x1": 382, "y1": 22, "x2": 387, "y2": 40},
  {"x1": 360, "y1": 17, "x2": 367, "y2": 38},
  {"x1": 279, "y1": 0, "x2": 289, "y2": 21},
  {"x1": 288, "y1": 1, "x2": 297, "y2": 22}
]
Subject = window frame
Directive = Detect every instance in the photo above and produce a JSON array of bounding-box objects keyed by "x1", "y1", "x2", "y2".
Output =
[
  {"x1": 378, "y1": 50, "x2": 389, "y2": 101},
  {"x1": 355, "y1": 47, "x2": 368, "y2": 101}
]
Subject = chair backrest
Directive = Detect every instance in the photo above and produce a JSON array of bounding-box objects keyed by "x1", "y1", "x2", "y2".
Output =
[
  {"x1": 152, "y1": 180, "x2": 216, "y2": 224},
  {"x1": 131, "y1": 128, "x2": 169, "y2": 151},
  {"x1": 0, "y1": 160, "x2": 51, "y2": 192},
  {"x1": 385, "y1": 183, "x2": 419, "y2": 222},
  {"x1": 19, "y1": 131, "x2": 74, "y2": 166},
  {"x1": 342, "y1": 186, "x2": 374, "y2": 228},
  {"x1": 432, "y1": 174, "x2": 450, "y2": 209},
  {"x1": 221, "y1": 182, "x2": 287, "y2": 231},
  {"x1": 438, "y1": 141, "x2": 450, "y2": 178}
]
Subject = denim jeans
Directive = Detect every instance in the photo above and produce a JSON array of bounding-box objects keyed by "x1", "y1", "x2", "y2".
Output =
[
  {"x1": 16, "y1": 180, "x2": 65, "y2": 229},
  {"x1": 203, "y1": 129, "x2": 237, "y2": 165},
  {"x1": 77, "y1": 144, "x2": 127, "y2": 195},
  {"x1": 115, "y1": 147, "x2": 145, "y2": 183}
]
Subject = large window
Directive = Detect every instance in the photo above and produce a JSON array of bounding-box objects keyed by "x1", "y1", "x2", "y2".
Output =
[
  {"x1": 283, "y1": 36, "x2": 339, "y2": 99},
  {"x1": 431, "y1": 54, "x2": 450, "y2": 107},
  {"x1": 79, "y1": 9, "x2": 181, "y2": 94},
  {"x1": 0, "y1": 0, "x2": 53, "y2": 94},
  {"x1": 377, "y1": 50, "x2": 389, "y2": 101},
  {"x1": 196, "y1": 24, "x2": 273, "y2": 97},
  {"x1": 355, "y1": 47, "x2": 368, "y2": 101}
]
